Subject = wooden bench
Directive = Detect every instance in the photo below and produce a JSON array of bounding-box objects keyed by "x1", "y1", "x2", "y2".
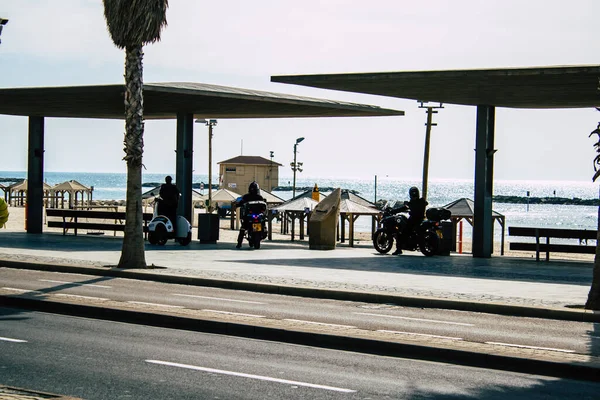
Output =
[
  {"x1": 508, "y1": 226, "x2": 597, "y2": 261},
  {"x1": 46, "y1": 208, "x2": 154, "y2": 237}
]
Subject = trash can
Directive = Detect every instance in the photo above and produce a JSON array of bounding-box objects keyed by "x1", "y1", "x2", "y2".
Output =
[
  {"x1": 197, "y1": 213, "x2": 219, "y2": 243},
  {"x1": 438, "y1": 221, "x2": 453, "y2": 256}
]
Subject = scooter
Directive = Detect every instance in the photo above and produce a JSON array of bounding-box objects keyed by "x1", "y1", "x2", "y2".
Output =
[
  {"x1": 240, "y1": 200, "x2": 268, "y2": 249},
  {"x1": 148, "y1": 197, "x2": 192, "y2": 246}
]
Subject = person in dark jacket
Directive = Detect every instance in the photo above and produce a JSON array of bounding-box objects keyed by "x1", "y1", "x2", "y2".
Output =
[
  {"x1": 392, "y1": 186, "x2": 428, "y2": 255},
  {"x1": 235, "y1": 181, "x2": 266, "y2": 249},
  {"x1": 158, "y1": 176, "x2": 180, "y2": 229}
]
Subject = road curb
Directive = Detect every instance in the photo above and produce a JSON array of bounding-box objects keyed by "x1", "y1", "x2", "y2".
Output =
[
  {"x1": 1, "y1": 259, "x2": 598, "y2": 322},
  {"x1": 2, "y1": 294, "x2": 599, "y2": 383}
]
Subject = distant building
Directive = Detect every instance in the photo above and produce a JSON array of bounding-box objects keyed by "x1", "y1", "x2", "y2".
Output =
[{"x1": 218, "y1": 155, "x2": 282, "y2": 192}]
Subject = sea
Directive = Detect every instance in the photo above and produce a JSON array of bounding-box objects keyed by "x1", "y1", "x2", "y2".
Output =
[{"x1": 1, "y1": 171, "x2": 599, "y2": 240}]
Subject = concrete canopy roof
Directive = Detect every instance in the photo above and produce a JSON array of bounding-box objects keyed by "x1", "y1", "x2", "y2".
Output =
[
  {"x1": 0, "y1": 82, "x2": 404, "y2": 119},
  {"x1": 272, "y1": 65, "x2": 600, "y2": 109}
]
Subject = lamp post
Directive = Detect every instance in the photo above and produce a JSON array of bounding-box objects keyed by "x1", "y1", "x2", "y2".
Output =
[
  {"x1": 0, "y1": 18, "x2": 8, "y2": 45},
  {"x1": 195, "y1": 119, "x2": 217, "y2": 212},
  {"x1": 291, "y1": 137, "x2": 304, "y2": 198},
  {"x1": 268, "y1": 151, "x2": 274, "y2": 191}
]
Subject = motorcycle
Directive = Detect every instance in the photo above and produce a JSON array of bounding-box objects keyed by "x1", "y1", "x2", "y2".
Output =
[
  {"x1": 148, "y1": 197, "x2": 192, "y2": 246},
  {"x1": 373, "y1": 203, "x2": 451, "y2": 256},
  {"x1": 240, "y1": 200, "x2": 268, "y2": 249}
]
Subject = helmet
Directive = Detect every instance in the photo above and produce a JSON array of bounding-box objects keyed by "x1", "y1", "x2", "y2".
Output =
[
  {"x1": 409, "y1": 186, "x2": 420, "y2": 200},
  {"x1": 249, "y1": 181, "x2": 260, "y2": 195},
  {"x1": 165, "y1": 176, "x2": 173, "y2": 184}
]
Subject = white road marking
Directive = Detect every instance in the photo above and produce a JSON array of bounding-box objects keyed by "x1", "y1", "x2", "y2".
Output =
[
  {"x1": 485, "y1": 342, "x2": 575, "y2": 353},
  {"x1": 355, "y1": 312, "x2": 474, "y2": 326},
  {"x1": 173, "y1": 294, "x2": 265, "y2": 304},
  {"x1": 1, "y1": 287, "x2": 42, "y2": 294},
  {"x1": 378, "y1": 330, "x2": 463, "y2": 341},
  {"x1": 39, "y1": 279, "x2": 112, "y2": 289},
  {"x1": 284, "y1": 319, "x2": 356, "y2": 329},
  {"x1": 127, "y1": 301, "x2": 184, "y2": 309},
  {"x1": 202, "y1": 309, "x2": 265, "y2": 318},
  {"x1": 0, "y1": 336, "x2": 28, "y2": 343},
  {"x1": 56, "y1": 294, "x2": 109, "y2": 301},
  {"x1": 145, "y1": 360, "x2": 356, "y2": 393}
]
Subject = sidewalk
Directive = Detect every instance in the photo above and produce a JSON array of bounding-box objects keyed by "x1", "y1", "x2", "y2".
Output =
[{"x1": 0, "y1": 229, "x2": 594, "y2": 312}]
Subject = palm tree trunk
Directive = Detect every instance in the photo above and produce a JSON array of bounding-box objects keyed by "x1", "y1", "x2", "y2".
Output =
[
  {"x1": 586, "y1": 230, "x2": 600, "y2": 309},
  {"x1": 118, "y1": 44, "x2": 147, "y2": 269}
]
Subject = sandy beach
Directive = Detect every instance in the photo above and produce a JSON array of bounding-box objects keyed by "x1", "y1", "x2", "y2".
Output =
[{"x1": 0, "y1": 204, "x2": 595, "y2": 262}]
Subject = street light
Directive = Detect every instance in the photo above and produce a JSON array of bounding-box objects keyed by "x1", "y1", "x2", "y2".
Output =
[
  {"x1": 291, "y1": 137, "x2": 304, "y2": 198},
  {"x1": 195, "y1": 118, "x2": 217, "y2": 212},
  {"x1": 0, "y1": 19, "x2": 8, "y2": 45}
]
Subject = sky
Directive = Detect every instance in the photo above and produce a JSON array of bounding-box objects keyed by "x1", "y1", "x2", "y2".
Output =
[{"x1": 1, "y1": 0, "x2": 599, "y2": 183}]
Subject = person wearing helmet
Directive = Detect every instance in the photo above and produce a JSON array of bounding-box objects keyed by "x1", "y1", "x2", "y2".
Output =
[
  {"x1": 158, "y1": 175, "x2": 180, "y2": 229},
  {"x1": 392, "y1": 186, "x2": 428, "y2": 255},
  {"x1": 235, "y1": 181, "x2": 267, "y2": 248}
]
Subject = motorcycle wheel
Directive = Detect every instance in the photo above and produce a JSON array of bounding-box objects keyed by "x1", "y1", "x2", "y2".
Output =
[
  {"x1": 420, "y1": 231, "x2": 440, "y2": 257},
  {"x1": 154, "y1": 224, "x2": 168, "y2": 246},
  {"x1": 148, "y1": 231, "x2": 159, "y2": 245},
  {"x1": 177, "y1": 231, "x2": 192, "y2": 246},
  {"x1": 373, "y1": 230, "x2": 394, "y2": 254},
  {"x1": 253, "y1": 235, "x2": 261, "y2": 249}
]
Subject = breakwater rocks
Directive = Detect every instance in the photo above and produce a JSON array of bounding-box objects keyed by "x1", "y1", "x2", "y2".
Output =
[
  {"x1": 142, "y1": 182, "x2": 218, "y2": 190},
  {"x1": 272, "y1": 186, "x2": 360, "y2": 194},
  {"x1": 492, "y1": 195, "x2": 600, "y2": 206}
]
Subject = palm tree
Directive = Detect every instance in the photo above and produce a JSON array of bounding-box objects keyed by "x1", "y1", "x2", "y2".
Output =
[
  {"x1": 588, "y1": 112, "x2": 600, "y2": 310},
  {"x1": 103, "y1": 0, "x2": 169, "y2": 268}
]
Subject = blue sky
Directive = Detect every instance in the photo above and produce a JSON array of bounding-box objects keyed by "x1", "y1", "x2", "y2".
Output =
[{"x1": 1, "y1": 0, "x2": 599, "y2": 182}]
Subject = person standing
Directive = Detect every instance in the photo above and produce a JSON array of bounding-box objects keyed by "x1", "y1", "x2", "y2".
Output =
[{"x1": 158, "y1": 176, "x2": 180, "y2": 229}]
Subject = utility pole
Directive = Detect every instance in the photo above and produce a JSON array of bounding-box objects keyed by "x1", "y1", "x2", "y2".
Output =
[
  {"x1": 418, "y1": 101, "x2": 444, "y2": 200},
  {"x1": 291, "y1": 137, "x2": 305, "y2": 198}
]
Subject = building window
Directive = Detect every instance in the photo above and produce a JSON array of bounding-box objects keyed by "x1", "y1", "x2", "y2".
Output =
[{"x1": 225, "y1": 167, "x2": 236, "y2": 173}]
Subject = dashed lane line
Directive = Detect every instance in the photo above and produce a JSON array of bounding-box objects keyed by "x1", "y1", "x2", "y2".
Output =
[
  {"x1": 0, "y1": 336, "x2": 27, "y2": 343},
  {"x1": 145, "y1": 360, "x2": 357, "y2": 393},
  {"x1": 355, "y1": 312, "x2": 474, "y2": 326},
  {"x1": 284, "y1": 319, "x2": 356, "y2": 329},
  {"x1": 127, "y1": 301, "x2": 185, "y2": 309},
  {"x1": 485, "y1": 342, "x2": 575, "y2": 353},
  {"x1": 173, "y1": 294, "x2": 266, "y2": 304},
  {"x1": 378, "y1": 330, "x2": 463, "y2": 341},
  {"x1": 202, "y1": 309, "x2": 265, "y2": 318},
  {"x1": 39, "y1": 279, "x2": 112, "y2": 289},
  {"x1": 55, "y1": 294, "x2": 109, "y2": 301}
]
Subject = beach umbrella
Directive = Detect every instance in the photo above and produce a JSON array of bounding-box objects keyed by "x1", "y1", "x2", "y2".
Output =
[{"x1": 210, "y1": 188, "x2": 242, "y2": 203}]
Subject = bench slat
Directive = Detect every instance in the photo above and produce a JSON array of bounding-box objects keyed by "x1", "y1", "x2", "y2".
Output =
[
  {"x1": 508, "y1": 226, "x2": 597, "y2": 240},
  {"x1": 509, "y1": 242, "x2": 596, "y2": 254},
  {"x1": 46, "y1": 208, "x2": 153, "y2": 221},
  {"x1": 47, "y1": 221, "x2": 149, "y2": 233}
]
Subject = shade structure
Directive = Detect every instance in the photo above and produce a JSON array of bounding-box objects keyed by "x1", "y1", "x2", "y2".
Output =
[
  {"x1": 210, "y1": 188, "x2": 242, "y2": 203},
  {"x1": 338, "y1": 190, "x2": 381, "y2": 247},
  {"x1": 443, "y1": 198, "x2": 505, "y2": 255},
  {"x1": 51, "y1": 180, "x2": 93, "y2": 209},
  {"x1": 272, "y1": 195, "x2": 320, "y2": 241},
  {"x1": 5, "y1": 179, "x2": 53, "y2": 207},
  {"x1": 0, "y1": 82, "x2": 405, "y2": 119},
  {"x1": 272, "y1": 65, "x2": 600, "y2": 109}
]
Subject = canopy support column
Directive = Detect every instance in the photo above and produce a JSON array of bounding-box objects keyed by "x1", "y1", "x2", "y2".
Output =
[
  {"x1": 176, "y1": 112, "x2": 194, "y2": 223},
  {"x1": 27, "y1": 116, "x2": 44, "y2": 234},
  {"x1": 472, "y1": 105, "x2": 495, "y2": 258}
]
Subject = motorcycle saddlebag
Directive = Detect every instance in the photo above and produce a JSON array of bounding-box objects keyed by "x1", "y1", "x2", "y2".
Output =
[{"x1": 426, "y1": 207, "x2": 451, "y2": 221}]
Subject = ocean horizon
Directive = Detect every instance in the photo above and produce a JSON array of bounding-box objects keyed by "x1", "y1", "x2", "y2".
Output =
[{"x1": 2, "y1": 170, "x2": 599, "y2": 238}]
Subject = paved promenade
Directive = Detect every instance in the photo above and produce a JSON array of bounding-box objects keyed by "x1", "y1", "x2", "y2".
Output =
[{"x1": 0, "y1": 229, "x2": 595, "y2": 311}]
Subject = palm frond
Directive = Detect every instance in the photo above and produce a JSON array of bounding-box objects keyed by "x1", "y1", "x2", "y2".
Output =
[{"x1": 103, "y1": 0, "x2": 168, "y2": 49}]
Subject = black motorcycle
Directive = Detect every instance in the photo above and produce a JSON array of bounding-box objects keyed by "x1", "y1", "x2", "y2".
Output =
[
  {"x1": 240, "y1": 200, "x2": 268, "y2": 249},
  {"x1": 373, "y1": 204, "x2": 451, "y2": 256}
]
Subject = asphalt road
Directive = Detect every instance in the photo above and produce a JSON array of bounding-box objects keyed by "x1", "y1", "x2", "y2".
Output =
[
  {"x1": 2, "y1": 308, "x2": 600, "y2": 400},
  {"x1": 2, "y1": 268, "x2": 599, "y2": 358}
]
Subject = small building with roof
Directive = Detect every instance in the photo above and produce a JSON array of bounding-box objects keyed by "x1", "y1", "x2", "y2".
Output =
[{"x1": 218, "y1": 155, "x2": 282, "y2": 193}]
